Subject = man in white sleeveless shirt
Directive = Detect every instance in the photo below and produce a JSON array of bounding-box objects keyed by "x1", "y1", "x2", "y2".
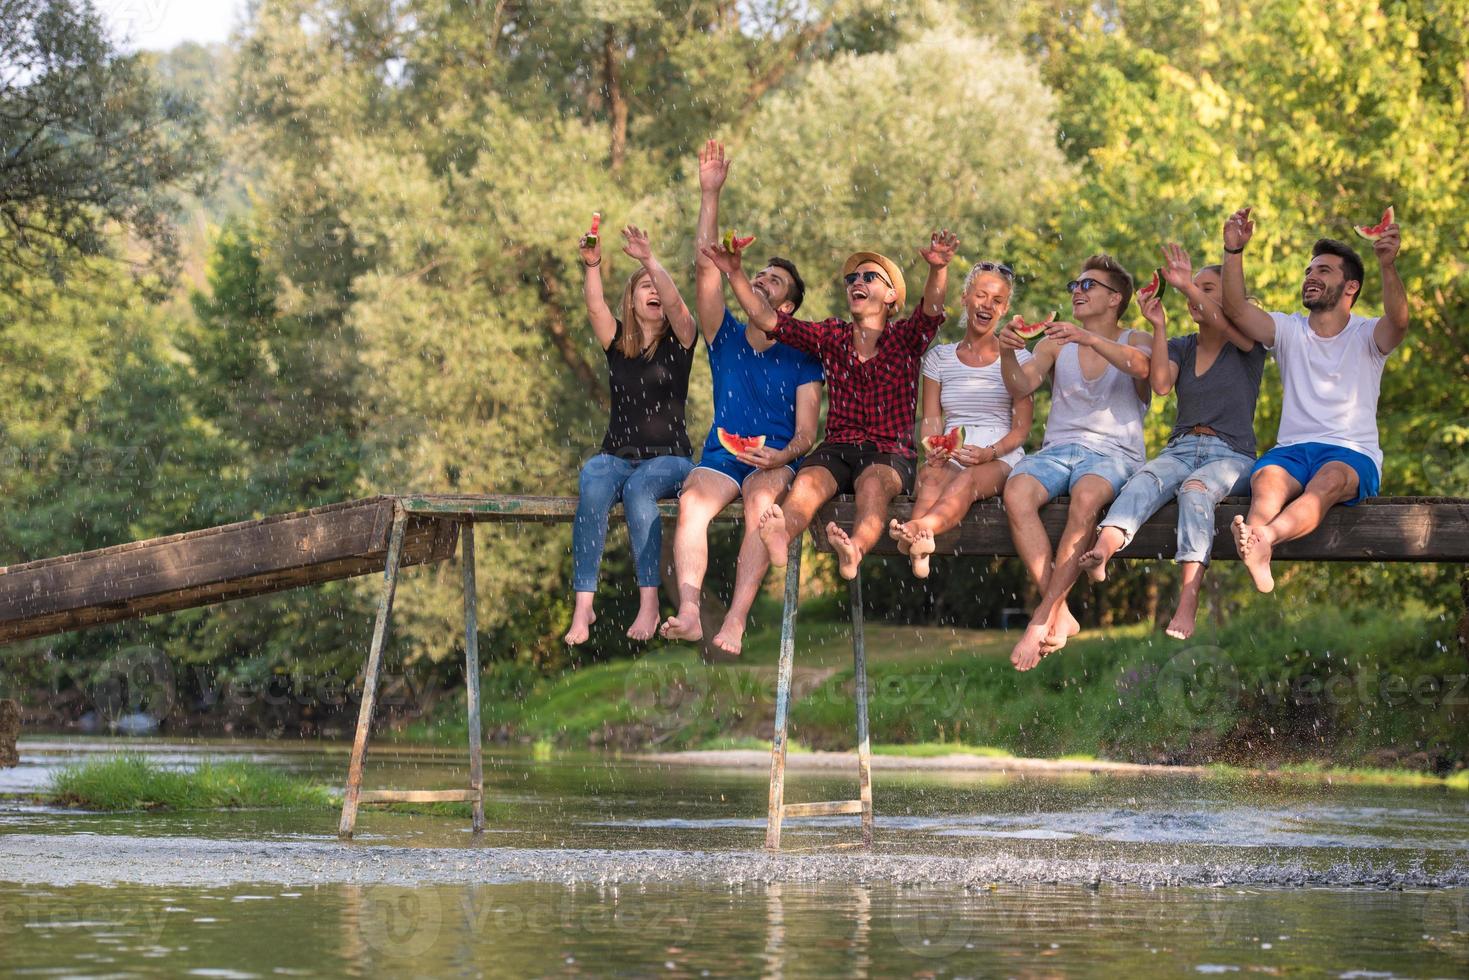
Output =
[
  {"x1": 998, "y1": 255, "x2": 1159, "y2": 671},
  {"x1": 1219, "y1": 208, "x2": 1408, "y2": 593}
]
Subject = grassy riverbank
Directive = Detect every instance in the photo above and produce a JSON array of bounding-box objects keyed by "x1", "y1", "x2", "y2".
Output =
[
  {"x1": 48, "y1": 756, "x2": 335, "y2": 811},
  {"x1": 403, "y1": 601, "x2": 1468, "y2": 774}
]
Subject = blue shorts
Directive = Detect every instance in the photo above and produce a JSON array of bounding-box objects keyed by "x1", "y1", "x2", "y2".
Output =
[
  {"x1": 1008, "y1": 443, "x2": 1142, "y2": 501},
  {"x1": 691, "y1": 447, "x2": 797, "y2": 494},
  {"x1": 1252, "y1": 442, "x2": 1379, "y2": 506}
]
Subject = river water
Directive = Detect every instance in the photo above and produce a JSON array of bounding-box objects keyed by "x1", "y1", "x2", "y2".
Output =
[{"x1": 2, "y1": 737, "x2": 1466, "y2": 977}]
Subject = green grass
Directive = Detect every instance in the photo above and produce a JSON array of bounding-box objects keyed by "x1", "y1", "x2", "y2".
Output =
[
  {"x1": 402, "y1": 601, "x2": 1466, "y2": 773},
  {"x1": 48, "y1": 755, "x2": 335, "y2": 811},
  {"x1": 871, "y1": 742, "x2": 1012, "y2": 758}
]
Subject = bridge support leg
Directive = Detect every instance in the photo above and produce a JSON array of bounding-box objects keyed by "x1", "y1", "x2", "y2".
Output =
[
  {"x1": 764, "y1": 538, "x2": 802, "y2": 851},
  {"x1": 462, "y1": 522, "x2": 486, "y2": 833},
  {"x1": 338, "y1": 504, "x2": 409, "y2": 839},
  {"x1": 850, "y1": 568, "x2": 873, "y2": 847}
]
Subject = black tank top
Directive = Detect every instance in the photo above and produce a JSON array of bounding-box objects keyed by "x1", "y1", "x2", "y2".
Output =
[{"x1": 600, "y1": 320, "x2": 695, "y2": 459}]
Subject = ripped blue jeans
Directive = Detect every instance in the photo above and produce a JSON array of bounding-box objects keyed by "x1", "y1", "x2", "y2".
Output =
[{"x1": 1096, "y1": 434, "x2": 1253, "y2": 565}]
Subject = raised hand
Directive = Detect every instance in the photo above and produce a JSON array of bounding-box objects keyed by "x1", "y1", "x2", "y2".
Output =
[
  {"x1": 698, "y1": 242, "x2": 742, "y2": 276},
  {"x1": 1139, "y1": 291, "x2": 1166, "y2": 333},
  {"x1": 1223, "y1": 207, "x2": 1255, "y2": 252},
  {"x1": 919, "y1": 229, "x2": 960, "y2": 268},
  {"x1": 578, "y1": 232, "x2": 602, "y2": 268},
  {"x1": 698, "y1": 139, "x2": 730, "y2": 194},
  {"x1": 621, "y1": 224, "x2": 653, "y2": 263},
  {"x1": 997, "y1": 316, "x2": 1028, "y2": 350},
  {"x1": 1160, "y1": 242, "x2": 1194, "y2": 290},
  {"x1": 1373, "y1": 221, "x2": 1401, "y2": 265}
]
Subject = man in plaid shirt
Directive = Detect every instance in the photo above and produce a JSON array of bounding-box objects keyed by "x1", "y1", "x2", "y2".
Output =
[{"x1": 703, "y1": 230, "x2": 959, "y2": 580}]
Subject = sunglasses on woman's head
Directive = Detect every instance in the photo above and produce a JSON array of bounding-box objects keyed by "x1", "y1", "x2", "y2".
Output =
[
  {"x1": 974, "y1": 261, "x2": 1015, "y2": 280},
  {"x1": 844, "y1": 270, "x2": 892, "y2": 287},
  {"x1": 1066, "y1": 277, "x2": 1119, "y2": 294}
]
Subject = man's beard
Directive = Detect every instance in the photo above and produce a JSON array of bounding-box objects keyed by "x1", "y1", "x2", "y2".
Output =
[{"x1": 1302, "y1": 281, "x2": 1344, "y2": 311}]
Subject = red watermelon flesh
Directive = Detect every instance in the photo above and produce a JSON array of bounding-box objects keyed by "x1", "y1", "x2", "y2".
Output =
[
  {"x1": 1138, "y1": 268, "x2": 1167, "y2": 303},
  {"x1": 1013, "y1": 312, "x2": 1056, "y2": 341},
  {"x1": 1353, "y1": 205, "x2": 1395, "y2": 242},
  {"x1": 582, "y1": 212, "x2": 601, "y2": 248},
  {"x1": 922, "y1": 427, "x2": 966, "y2": 454},
  {"x1": 717, "y1": 428, "x2": 767, "y2": 455}
]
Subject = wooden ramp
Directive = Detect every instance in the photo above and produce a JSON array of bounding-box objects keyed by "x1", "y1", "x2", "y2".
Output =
[{"x1": 0, "y1": 497, "x2": 458, "y2": 644}]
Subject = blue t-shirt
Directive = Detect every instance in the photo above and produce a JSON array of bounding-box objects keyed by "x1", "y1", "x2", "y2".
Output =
[{"x1": 702, "y1": 309, "x2": 824, "y2": 455}]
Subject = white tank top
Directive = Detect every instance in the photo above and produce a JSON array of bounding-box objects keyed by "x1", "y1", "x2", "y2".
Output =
[{"x1": 1041, "y1": 329, "x2": 1147, "y2": 463}]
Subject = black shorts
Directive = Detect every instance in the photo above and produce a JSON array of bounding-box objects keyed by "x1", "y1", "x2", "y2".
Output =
[{"x1": 800, "y1": 441, "x2": 916, "y2": 495}]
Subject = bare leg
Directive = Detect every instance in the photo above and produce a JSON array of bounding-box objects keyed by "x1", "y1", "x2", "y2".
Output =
[
  {"x1": 564, "y1": 591, "x2": 596, "y2": 645},
  {"x1": 761, "y1": 467, "x2": 838, "y2": 566},
  {"x1": 660, "y1": 471, "x2": 741, "y2": 641},
  {"x1": 894, "y1": 464, "x2": 956, "y2": 555},
  {"x1": 1235, "y1": 465, "x2": 1302, "y2": 594},
  {"x1": 1011, "y1": 475, "x2": 1115, "y2": 671},
  {"x1": 829, "y1": 465, "x2": 903, "y2": 580},
  {"x1": 1166, "y1": 561, "x2": 1206, "y2": 639},
  {"x1": 624, "y1": 587, "x2": 660, "y2": 641},
  {"x1": 1079, "y1": 525, "x2": 1126, "y2": 583},
  {"x1": 906, "y1": 461, "x2": 1009, "y2": 577},
  {"x1": 713, "y1": 468, "x2": 792, "y2": 655},
  {"x1": 1240, "y1": 463, "x2": 1359, "y2": 594},
  {"x1": 1002, "y1": 474, "x2": 1076, "y2": 647}
]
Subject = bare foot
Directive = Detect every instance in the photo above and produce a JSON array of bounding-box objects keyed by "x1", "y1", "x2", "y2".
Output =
[
  {"x1": 827, "y1": 522, "x2": 863, "y2": 580},
  {"x1": 1043, "y1": 603, "x2": 1081, "y2": 651},
  {"x1": 1010, "y1": 623, "x2": 1052, "y2": 671},
  {"x1": 760, "y1": 504, "x2": 791, "y2": 566},
  {"x1": 1165, "y1": 598, "x2": 1198, "y2": 640},
  {"x1": 626, "y1": 595, "x2": 661, "y2": 641},
  {"x1": 659, "y1": 603, "x2": 703, "y2": 642},
  {"x1": 1233, "y1": 515, "x2": 1275, "y2": 593},
  {"x1": 712, "y1": 616, "x2": 746, "y2": 655},
  {"x1": 564, "y1": 609, "x2": 596, "y2": 646},
  {"x1": 909, "y1": 527, "x2": 936, "y2": 578},
  {"x1": 1080, "y1": 526, "x2": 1125, "y2": 583},
  {"x1": 888, "y1": 518, "x2": 912, "y2": 556}
]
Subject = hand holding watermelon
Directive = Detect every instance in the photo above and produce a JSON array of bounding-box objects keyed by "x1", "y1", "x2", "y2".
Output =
[
  {"x1": 922, "y1": 427, "x2": 965, "y2": 461},
  {"x1": 1011, "y1": 311, "x2": 1056, "y2": 341},
  {"x1": 1354, "y1": 206, "x2": 1400, "y2": 264},
  {"x1": 578, "y1": 212, "x2": 602, "y2": 265},
  {"x1": 718, "y1": 428, "x2": 781, "y2": 468}
]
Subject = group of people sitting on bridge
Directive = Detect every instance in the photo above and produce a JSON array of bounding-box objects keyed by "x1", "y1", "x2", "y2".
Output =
[{"x1": 565, "y1": 139, "x2": 1408, "y2": 671}]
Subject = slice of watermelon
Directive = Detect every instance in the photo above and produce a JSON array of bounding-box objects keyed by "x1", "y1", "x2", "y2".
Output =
[
  {"x1": 721, "y1": 230, "x2": 756, "y2": 253},
  {"x1": 922, "y1": 426, "x2": 966, "y2": 454},
  {"x1": 582, "y1": 212, "x2": 601, "y2": 248},
  {"x1": 1353, "y1": 205, "x2": 1396, "y2": 242},
  {"x1": 717, "y1": 427, "x2": 767, "y2": 455},
  {"x1": 1013, "y1": 312, "x2": 1056, "y2": 341},
  {"x1": 1137, "y1": 268, "x2": 1167, "y2": 303}
]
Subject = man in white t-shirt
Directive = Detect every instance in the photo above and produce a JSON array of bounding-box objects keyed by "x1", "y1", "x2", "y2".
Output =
[{"x1": 1218, "y1": 207, "x2": 1408, "y2": 592}]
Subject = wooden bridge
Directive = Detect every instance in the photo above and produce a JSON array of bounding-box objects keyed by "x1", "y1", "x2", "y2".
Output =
[{"x1": 1, "y1": 493, "x2": 1465, "y2": 846}]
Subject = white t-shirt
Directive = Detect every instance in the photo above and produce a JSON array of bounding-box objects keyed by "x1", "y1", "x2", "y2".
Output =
[
  {"x1": 920, "y1": 343, "x2": 1030, "y2": 467},
  {"x1": 1267, "y1": 312, "x2": 1388, "y2": 475}
]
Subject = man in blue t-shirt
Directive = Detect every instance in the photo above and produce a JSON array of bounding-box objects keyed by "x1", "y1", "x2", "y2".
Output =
[{"x1": 659, "y1": 139, "x2": 823, "y2": 655}]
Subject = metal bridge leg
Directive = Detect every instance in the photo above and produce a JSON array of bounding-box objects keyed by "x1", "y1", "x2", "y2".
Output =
[
  {"x1": 338, "y1": 505, "x2": 409, "y2": 839},
  {"x1": 462, "y1": 522, "x2": 485, "y2": 834},
  {"x1": 850, "y1": 569, "x2": 873, "y2": 847},
  {"x1": 764, "y1": 538, "x2": 802, "y2": 851}
]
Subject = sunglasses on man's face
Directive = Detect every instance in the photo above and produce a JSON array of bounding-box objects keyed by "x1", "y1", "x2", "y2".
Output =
[
  {"x1": 844, "y1": 270, "x2": 892, "y2": 288},
  {"x1": 973, "y1": 261, "x2": 1015, "y2": 280},
  {"x1": 1066, "y1": 277, "x2": 1119, "y2": 294}
]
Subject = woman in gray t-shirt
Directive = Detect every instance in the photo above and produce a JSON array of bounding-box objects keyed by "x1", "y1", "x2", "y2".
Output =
[{"x1": 1079, "y1": 245, "x2": 1266, "y2": 639}]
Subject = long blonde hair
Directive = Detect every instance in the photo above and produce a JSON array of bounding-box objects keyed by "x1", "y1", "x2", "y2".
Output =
[{"x1": 618, "y1": 267, "x2": 671, "y2": 360}]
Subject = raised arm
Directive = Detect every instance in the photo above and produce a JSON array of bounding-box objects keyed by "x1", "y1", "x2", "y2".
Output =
[
  {"x1": 1220, "y1": 208, "x2": 1277, "y2": 346},
  {"x1": 622, "y1": 225, "x2": 697, "y2": 349},
  {"x1": 701, "y1": 239, "x2": 778, "y2": 335},
  {"x1": 1371, "y1": 221, "x2": 1409, "y2": 354},
  {"x1": 997, "y1": 319, "x2": 1054, "y2": 398},
  {"x1": 693, "y1": 139, "x2": 729, "y2": 343},
  {"x1": 918, "y1": 229, "x2": 960, "y2": 316},
  {"x1": 1161, "y1": 242, "x2": 1257, "y2": 353},
  {"x1": 1140, "y1": 288, "x2": 1178, "y2": 395},
  {"x1": 578, "y1": 224, "x2": 617, "y2": 350}
]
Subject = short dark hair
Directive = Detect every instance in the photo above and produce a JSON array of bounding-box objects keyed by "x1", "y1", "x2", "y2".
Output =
[
  {"x1": 765, "y1": 256, "x2": 805, "y2": 313},
  {"x1": 1311, "y1": 238, "x2": 1364, "y2": 307},
  {"x1": 1082, "y1": 253, "x2": 1134, "y2": 313}
]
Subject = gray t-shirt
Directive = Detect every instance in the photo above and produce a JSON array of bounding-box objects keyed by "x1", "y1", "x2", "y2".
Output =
[{"x1": 1166, "y1": 334, "x2": 1268, "y2": 456}]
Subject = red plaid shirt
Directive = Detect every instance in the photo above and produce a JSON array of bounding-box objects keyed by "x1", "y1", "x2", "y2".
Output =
[{"x1": 772, "y1": 304, "x2": 945, "y2": 458}]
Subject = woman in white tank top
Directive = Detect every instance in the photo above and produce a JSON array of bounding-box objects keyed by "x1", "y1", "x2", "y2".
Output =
[{"x1": 889, "y1": 262, "x2": 1034, "y2": 577}]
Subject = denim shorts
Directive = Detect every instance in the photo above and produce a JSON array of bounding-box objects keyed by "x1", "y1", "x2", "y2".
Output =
[
  {"x1": 1253, "y1": 442, "x2": 1380, "y2": 506},
  {"x1": 1008, "y1": 442, "x2": 1142, "y2": 501},
  {"x1": 691, "y1": 447, "x2": 797, "y2": 493}
]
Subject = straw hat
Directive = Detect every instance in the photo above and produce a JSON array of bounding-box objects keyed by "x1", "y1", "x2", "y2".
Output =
[{"x1": 841, "y1": 251, "x2": 906, "y2": 314}]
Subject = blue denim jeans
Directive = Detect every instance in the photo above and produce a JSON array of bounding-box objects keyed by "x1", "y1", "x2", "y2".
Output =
[
  {"x1": 572, "y1": 453, "x2": 693, "y2": 592},
  {"x1": 1097, "y1": 434, "x2": 1253, "y2": 565}
]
